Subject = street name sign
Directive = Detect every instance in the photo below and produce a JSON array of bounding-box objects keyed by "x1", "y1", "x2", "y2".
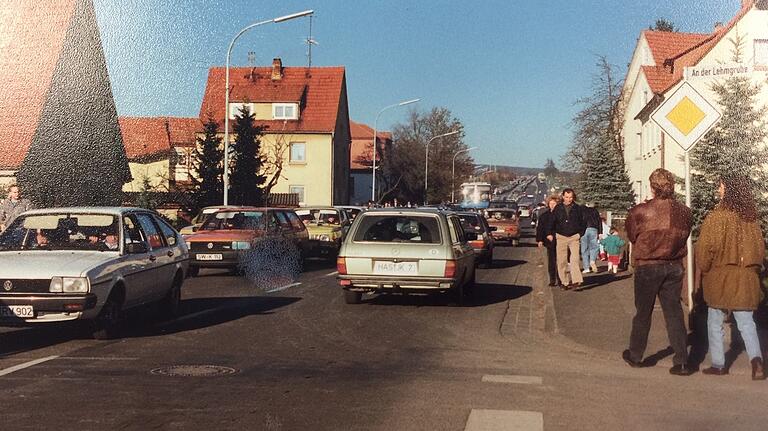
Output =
[
  {"x1": 684, "y1": 63, "x2": 752, "y2": 80},
  {"x1": 650, "y1": 82, "x2": 721, "y2": 152}
]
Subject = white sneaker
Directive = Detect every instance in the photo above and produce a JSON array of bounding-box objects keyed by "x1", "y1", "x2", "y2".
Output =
[
  {"x1": 613, "y1": 267, "x2": 618, "y2": 274},
  {"x1": 582, "y1": 269, "x2": 591, "y2": 274}
]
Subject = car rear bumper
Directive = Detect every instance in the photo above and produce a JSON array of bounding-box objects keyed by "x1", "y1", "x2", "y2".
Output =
[
  {"x1": 0, "y1": 294, "x2": 97, "y2": 324},
  {"x1": 337, "y1": 275, "x2": 457, "y2": 292},
  {"x1": 492, "y1": 232, "x2": 519, "y2": 241}
]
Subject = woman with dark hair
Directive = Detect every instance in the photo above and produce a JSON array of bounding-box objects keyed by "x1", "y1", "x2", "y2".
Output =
[{"x1": 696, "y1": 175, "x2": 765, "y2": 380}]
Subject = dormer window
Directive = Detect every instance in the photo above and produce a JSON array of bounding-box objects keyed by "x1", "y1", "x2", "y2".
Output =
[{"x1": 273, "y1": 103, "x2": 299, "y2": 120}]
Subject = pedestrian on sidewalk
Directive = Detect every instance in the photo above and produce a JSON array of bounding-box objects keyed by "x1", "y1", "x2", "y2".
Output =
[
  {"x1": 695, "y1": 174, "x2": 765, "y2": 380},
  {"x1": 0, "y1": 184, "x2": 33, "y2": 232},
  {"x1": 546, "y1": 188, "x2": 585, "y2": 289},
  {"x1": 623, "y1": 168, "x2": 694, "y2": 376},
  {"x1": 599, "y1": 227, "x2": 625, "y2": 274},
  {"x1": 536, "y1": 195, "x2": 561, "y2": 287},
  {"x1": 598, "y1": 214, "x2": 610, "y2": 261},
  {"x1": 580, "y1": 202, "x2": 602, "y2": 274}
]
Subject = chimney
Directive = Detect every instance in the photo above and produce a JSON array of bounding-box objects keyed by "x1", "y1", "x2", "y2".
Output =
[{"x1": 271, "y1": 58, "x2": 283, "y2": 81}]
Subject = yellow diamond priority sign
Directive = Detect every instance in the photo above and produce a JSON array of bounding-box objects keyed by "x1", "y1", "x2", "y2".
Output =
[{"x1": 651, "y1": 82, "x2": 721, "y2": 152}]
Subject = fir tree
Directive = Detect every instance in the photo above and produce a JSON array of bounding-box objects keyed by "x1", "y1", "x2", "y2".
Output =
[
  {"x1": 229, "y1": 106, "x2": 266, "y2": 206},
  {"x1": 190, "y1": 117, "x2": 224, "y2": 211},
  {"x1": 580, "y1": 137, "x2": 636, "y2": 213},
  {"x1": 689, "y1": 75, "x2": 768, "y2": 240}
]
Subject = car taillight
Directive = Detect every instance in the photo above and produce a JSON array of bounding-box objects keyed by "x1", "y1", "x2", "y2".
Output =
[
  {"x1": 444, "y1": 260, "x2": 457, "y2": 278},
  {"x1": 337, "y1": 257, "x2": 347, "y2": 275},
  {"x1": 469, "y1": 240, "x2": 485, "y2": 248}
]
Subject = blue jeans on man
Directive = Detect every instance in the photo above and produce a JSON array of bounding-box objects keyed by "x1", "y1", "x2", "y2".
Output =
[{"x1": 580, "y1": 227, "x2": 599, "y2": 271}]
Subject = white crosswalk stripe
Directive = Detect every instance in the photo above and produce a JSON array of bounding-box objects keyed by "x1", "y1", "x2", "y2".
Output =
[{"x1": 464, "y1": 409, "x2": 543, "y2": 431}]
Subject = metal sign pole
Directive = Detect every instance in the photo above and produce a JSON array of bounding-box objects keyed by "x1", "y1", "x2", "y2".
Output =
[{"x1": 684, "y1": 151, "x2": 694, "y2": 312}]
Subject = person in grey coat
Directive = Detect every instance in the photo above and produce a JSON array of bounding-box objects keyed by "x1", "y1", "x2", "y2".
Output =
[{"x1": 0, "y1": 184, "x2": 34, "y2": 232}]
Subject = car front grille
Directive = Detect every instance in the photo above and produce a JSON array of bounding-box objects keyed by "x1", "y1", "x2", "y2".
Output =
[
  {"x1": 0, "y1": 279, "x2": 51, "y2": 294},
  {"x1": 189, "y1": 241, "x2": 232, "y2": 252}
]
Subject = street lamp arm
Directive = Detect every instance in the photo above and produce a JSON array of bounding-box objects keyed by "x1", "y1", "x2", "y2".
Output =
[{"x1": 371, "y1": 98, "x2": 421, "y2": 202}]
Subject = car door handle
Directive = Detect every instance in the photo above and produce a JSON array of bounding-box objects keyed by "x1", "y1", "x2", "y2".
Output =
[
  {"x1": 149, "y1": 254, "x2": 157, "y2": 262},
  {"x1": 167, "y1": 250, "x2": 174, "y2": 257}
]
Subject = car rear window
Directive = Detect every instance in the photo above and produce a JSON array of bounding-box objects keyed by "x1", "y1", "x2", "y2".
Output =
[
  {"x1": 487, "y1": 210, "x2": 516, "y2": 221},
  {"x1": 458, "y1": 214, "x2": 487, "y2": 233},
  {"x1": 353, "y1": 215, "x2": 441, "y2": 244}
]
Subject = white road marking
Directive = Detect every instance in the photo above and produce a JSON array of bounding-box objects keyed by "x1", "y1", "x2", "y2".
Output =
[
  {"x1": 482, "y1": 374, "x2": 542, "y2": 385},
  {"x1": 58, "y1": 356, "x2": 139, "y2": 361},
  {"x1": 158, "y1": 305, "x2": 231, "y2": 326},
  {"x1": 324, "y1": 271, "x2": 339, "y2": 277},
  {"x1": 0, "y1": 355, "x2": 58, "y2": 377},
  {"x1": 265, "y1": 282, "x2": 302, "y2": 293},
  {"x1": 464, "y1": 409, "x2": 543, "y2": 431}
]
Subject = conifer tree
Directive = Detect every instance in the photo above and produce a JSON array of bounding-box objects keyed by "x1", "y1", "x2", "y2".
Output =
[
  {"x1": 229, "y1": 106, "x2": 266, "y2": 206},
  {"x1": 689, "y1": 39, "x2": 768, "y2": 240},
  {"x1": 190, "y1": 117, "x2": 224, "y2": 211},
  {"x1": 580, "y1": 137, "x2": 636, "y2": 213}
]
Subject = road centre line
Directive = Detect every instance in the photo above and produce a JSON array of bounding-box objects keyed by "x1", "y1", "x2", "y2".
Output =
[
  {"x1": 265, "y1": 282, "x2": 302, "y2": 293},
  {"x1": 58, "y1": 356, "x2": 139, "y2": 361},
  {"x1": 324, "y1": 271, "x2": 339, "y2": 277},
  {"x1": 482, "y1": 374, "x2": 543, "y2": 385},
  {"x1": 0, "y1": 355, "x2": 59, "y2": 377},
  {"x1": 464, "y1": 409, "x2": 543, "y2": 431}
]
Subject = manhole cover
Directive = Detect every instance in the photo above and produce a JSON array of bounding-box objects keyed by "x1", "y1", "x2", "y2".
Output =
[{"x1": 150, "y1": 365, "x2": 238, "y2": 377}]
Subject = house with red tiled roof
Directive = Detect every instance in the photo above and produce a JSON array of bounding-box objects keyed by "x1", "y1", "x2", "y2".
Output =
[
  {"x1": 0, "y1": 0, "x2": 130, "y2": 201},
  {"x1": 349, "y1": 121, "x2": 392, "y2": 205},
  {"x1": 118, "y1": 116, "x2": 200, "y2": 193},
  {"x1": 620, "y1": 0, "x2": 768, "y2": 201},
  {"x1": 198, "y1": 58, "x2": 351, "y2": 205}
]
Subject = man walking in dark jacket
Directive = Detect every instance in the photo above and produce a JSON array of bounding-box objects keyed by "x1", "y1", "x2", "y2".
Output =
[
  {"x1": 623, "y1": 168, "x2": 694, "y2": 376},
  {"x1": 536, "y1": 195, "x2": 561, "y2": 286},
  {"x1": 546, "y1": 188, "x2": 585, "y2": 288},
  {"x1": 580, "y1": 203, "x2": 603, "y2": 273}
]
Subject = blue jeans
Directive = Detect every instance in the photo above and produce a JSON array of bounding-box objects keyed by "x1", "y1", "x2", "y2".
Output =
[
  {"x1": 707, "y1": 307, "x2": 763, "y2": 368},
  {"x1": 580, "y1": 227, "x2": 599, "y2": 270}
]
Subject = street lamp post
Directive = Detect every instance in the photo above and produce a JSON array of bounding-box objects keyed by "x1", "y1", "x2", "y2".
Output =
[
  {"x1": 371, "y1": 98, "x2": 420, "y2": 203},
  {"x1": 424, "y1": 130, "x2": 460, "y2": 205},
  {"x1": 451, "y1": 146, "x2": 478, "y2": 203},
  {"x1": 222, "y1": 10, "x2": 314, "y2": 205}
]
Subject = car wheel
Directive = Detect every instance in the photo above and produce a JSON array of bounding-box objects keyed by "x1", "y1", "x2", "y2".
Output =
[
  {"x1": 160, "y1": 274, "x2": 183, "y2": 319},
  {"x1": 92, "y1": 292, "x2": 124, "y2": 340},
  {"x1": 187, "y1": 266, "x2": 199, "y2": 278},
  {"x1": 344, "y1": 290, "x2": 362, "y2": 304}
]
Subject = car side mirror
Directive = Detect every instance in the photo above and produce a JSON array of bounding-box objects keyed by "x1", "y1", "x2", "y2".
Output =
[
  {"x1": 126, "y1": 242, "x2": 148, "y2": 254},
  {"x1": 465, "y1": 232, "x2": 478, "y2": 241},
  {"x1": 489, "y1": 226, "x2": 498, "y2": 232}
]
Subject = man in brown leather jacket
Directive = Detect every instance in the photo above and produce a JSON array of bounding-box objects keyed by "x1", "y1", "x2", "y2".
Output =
[{"x1": 623, "y1": 168, "x2": 694, "y2": 376}]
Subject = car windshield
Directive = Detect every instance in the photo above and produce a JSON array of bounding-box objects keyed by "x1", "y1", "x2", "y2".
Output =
[
  {"x1": 0, "y1": 213, "x2": 120, "y2": 251},
  {"x1": 200, "y1": 211, "x2": 264, "y2": 231},
  {"x1": 353, "y1": 215, "x2": 440, "y2": 244},
  {"x1": 296, "y1": 209, "x2": 341, "y2": 226}
]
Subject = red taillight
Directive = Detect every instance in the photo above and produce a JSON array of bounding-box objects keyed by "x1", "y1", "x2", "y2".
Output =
[
  {"x1": 337, "y1": 257, "x2": 347, "y2": 275},
  {"x1": 444, "y1": 260, "x2": 457, "y2": 278},
  {"x1": 64, "y1": 303, "x2": 84, "y2": 311},
  {"x1": 339, "y1": 279, "x2": 351, "y2": 286},
  {"x1": 469, "y1": 240, "x2": 485, "y2": 248}
]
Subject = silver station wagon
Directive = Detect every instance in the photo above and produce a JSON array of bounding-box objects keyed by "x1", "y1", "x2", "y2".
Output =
[
  {"x1": 0, "y1": 207, "x2": 189, "y2": 339},
  {"x1": 336, "y1": 208, "x2": 476, "y2": 304}
]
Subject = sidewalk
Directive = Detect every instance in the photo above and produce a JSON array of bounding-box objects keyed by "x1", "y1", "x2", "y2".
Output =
[{"x1": 549, "y1": 262, "x2": 766, "y2": 375}]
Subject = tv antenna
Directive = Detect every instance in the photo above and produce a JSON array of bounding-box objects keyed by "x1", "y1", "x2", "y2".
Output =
[{"x1": 304, "y1": 14, "x2": 319, "y2": 68}]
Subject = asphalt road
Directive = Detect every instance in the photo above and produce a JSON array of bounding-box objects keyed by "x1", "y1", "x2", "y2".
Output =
[{"x1": 1, "y1": 223, "x2": 767, "y2": 430}]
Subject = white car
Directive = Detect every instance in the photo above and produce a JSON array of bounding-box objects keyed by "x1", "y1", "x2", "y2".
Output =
[{"x1": 0, "y1": 207, "x2": 189, "y2": 339}]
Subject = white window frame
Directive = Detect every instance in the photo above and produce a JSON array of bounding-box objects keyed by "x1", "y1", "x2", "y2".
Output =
[
  {"x1": 289, "y1": 185, "x2": 305, "y2": 203},
  {"x1": 229, "y1": 102, "x2": 253, "y2": 119},
  {"x1": 174, "y1": 147, "x2": 192, "y2": 181},
  {"x1": 289, "y1": 142, "x2": 306, "y2": 164},
  {"x1": 273, "y1": 103, "x2": 299, "y2": 120},
  {"x1": 755, "y1": 39, "x2": 768, "y2": 67}
]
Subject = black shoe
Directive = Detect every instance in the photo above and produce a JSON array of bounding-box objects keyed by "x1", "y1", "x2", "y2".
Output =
[
  {"x1": 702, "y1": 366, "x2": 728, "y2": 376},
  {"x1": 622, "y1": 349, "x2": 644, "y2": 368},
  {"x1": 669, "y1": 364, "x2": 695, "y2": 376}
]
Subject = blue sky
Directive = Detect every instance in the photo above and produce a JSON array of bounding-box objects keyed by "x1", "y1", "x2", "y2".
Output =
[{"x1": 92, "y1": 0, "x2": 739, "y2": 169}]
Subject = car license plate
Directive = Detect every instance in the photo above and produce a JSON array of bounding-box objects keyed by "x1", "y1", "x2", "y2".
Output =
[
  {"x1": 0, "y1": 305, "x2": 34, "y2": 318},
  {"x1": 196, "y1": 254, "x2": 223, "y2": 261},
  {"x1": 373, "y1": 261, "x2": 418, "y2": 275}
]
